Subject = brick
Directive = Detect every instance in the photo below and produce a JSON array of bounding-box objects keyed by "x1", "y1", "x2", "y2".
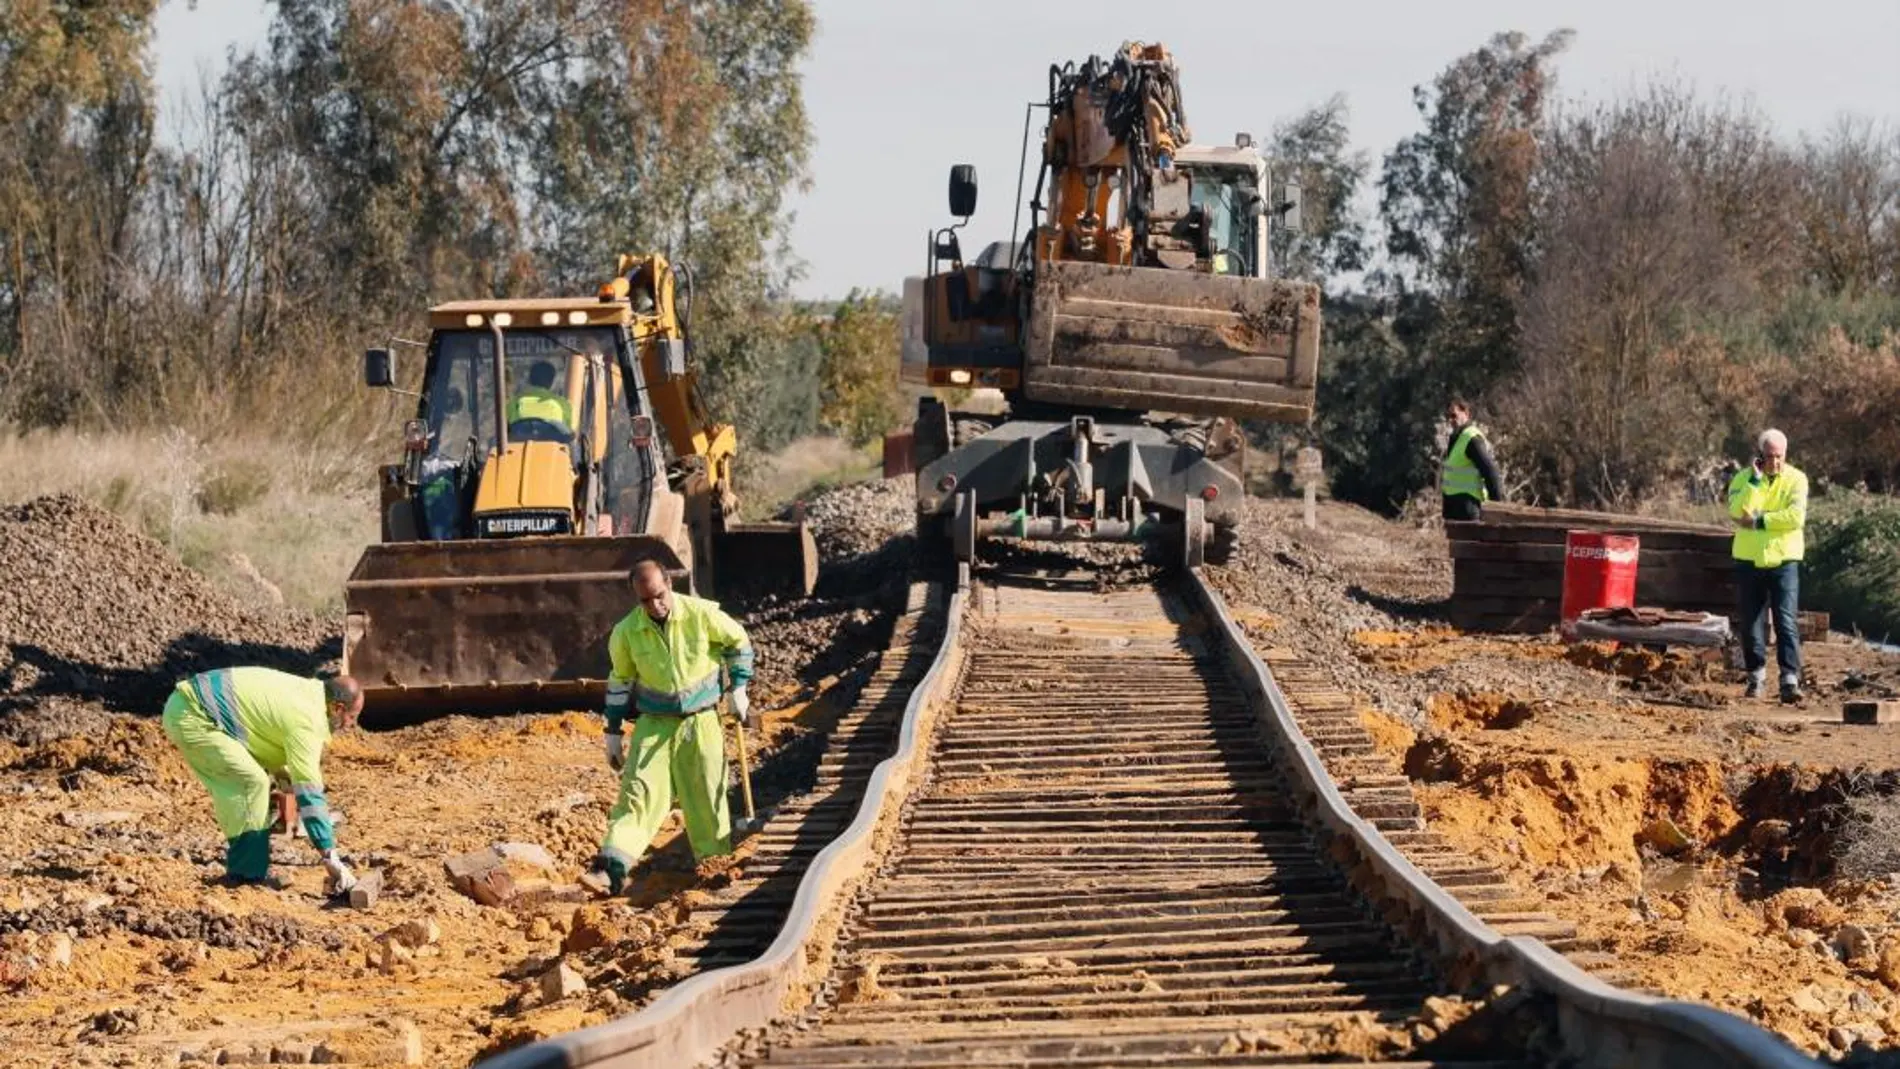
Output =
[
  {"x1": 1845, "y1": 700, "x2": 1899, "y2": 726},
  {"x1": 346, "y1": 869, "x2": 384, "y2": 909}
]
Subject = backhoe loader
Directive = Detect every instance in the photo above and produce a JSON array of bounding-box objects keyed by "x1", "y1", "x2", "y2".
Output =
[{"x1": 344, "y1": 254, "x2": 816, "y2": 717}]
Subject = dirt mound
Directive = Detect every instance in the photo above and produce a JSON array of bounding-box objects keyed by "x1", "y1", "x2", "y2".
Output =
[{"x1": 0, "y1": 495, "x2": 335, "y2": 729}]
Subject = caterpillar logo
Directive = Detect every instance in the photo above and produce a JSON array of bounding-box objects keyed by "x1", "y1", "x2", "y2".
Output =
[{"x1": 477, "y1": 514, "x2": 568, "y2": 537}]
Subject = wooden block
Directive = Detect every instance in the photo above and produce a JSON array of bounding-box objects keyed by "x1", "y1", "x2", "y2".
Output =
[
  {"x1": 1844, "y1": 701, "x2": 1897, "y2": 726},
  {"x1": 1800, "y1": 611, "x2": 1830, "y2": 642},
  {"x1": 348, "y1": 869, "x2": 385, "y2": 909}
]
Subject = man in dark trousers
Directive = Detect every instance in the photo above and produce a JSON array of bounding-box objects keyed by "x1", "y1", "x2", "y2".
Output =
[{"x1": 1440, "y1": 399, "x2": 1505, "y2": 522}]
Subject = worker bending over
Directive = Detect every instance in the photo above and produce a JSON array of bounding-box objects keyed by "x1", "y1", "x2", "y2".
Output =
[
  {"x1": 582, "y1": 560, "x2": 755, "y2": 895},
  {"x1": 161, "y1": 667, "x2": 361, "y2": 892}
]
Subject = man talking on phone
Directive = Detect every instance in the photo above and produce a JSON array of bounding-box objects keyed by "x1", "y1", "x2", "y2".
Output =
[{"x1": 1727, "y1": 428, "x2": 1808, "y2": 703}]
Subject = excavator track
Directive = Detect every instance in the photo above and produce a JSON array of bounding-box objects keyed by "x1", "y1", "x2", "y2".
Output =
[{"x1": 481, "y1": 558, "x2": 1816, "y2": 1069}]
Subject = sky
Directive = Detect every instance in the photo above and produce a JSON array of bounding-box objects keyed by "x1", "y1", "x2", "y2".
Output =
[{"x1": 155, "y1": 0, "x2": 1900, "y2": 299}]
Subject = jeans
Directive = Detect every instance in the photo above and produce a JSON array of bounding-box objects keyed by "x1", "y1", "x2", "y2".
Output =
[{"x1": 1737, "y1": 561, "x2": 1801, "y2": 685}]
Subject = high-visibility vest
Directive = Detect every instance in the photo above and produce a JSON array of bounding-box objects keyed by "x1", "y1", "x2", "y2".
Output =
[
  {"x1": 1728, "y1": 464, "x2": 1808, "y2": 568},
  {"x1": 1441, "y1": 424, "x2": 1489, "y2": 501},
  {"x1": 507, "y1": 388, "x2": 573, "y2": 428},
  {"x1": 603, "y1": 594, "x2": 755, "y2": 732}
]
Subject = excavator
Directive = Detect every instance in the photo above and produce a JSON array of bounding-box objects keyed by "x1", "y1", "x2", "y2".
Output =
[
  {"x1": 895, "y1": 42, "x2": 1323, "y2": 566},
  {"x1": 343, "y1": 254, "x2": 817, "y2": 717}
]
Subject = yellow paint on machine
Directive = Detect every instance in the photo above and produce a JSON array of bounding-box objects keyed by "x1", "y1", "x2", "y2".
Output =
[{"x1": 472, "y1": 440, "x2": 575, "y2": 518}]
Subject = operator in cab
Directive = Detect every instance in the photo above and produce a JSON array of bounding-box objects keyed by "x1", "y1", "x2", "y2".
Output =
[{"x1": 505, "y1": 360, "x2": 574, "y2": 440}]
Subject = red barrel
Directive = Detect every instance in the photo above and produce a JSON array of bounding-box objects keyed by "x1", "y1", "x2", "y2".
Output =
[{"x1": 1561, "y1": 531, "x2": 1640, "y2": 638}]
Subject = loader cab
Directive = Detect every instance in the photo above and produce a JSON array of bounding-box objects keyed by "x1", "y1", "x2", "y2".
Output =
[{"x1": 370, "y1": 300, "x2": 667, "y2": 545}]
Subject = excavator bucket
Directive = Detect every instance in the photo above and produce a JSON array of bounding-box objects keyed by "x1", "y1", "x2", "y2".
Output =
[
  {"x1": 714, "y1": 522, "x2": 819, "y2": 601},
  {"x1": 342, "y1": 536, "x2": 688, "y2": 720},
  {"x1": 1022, "y1": 261, "x2": 1323, "y2": 423}
]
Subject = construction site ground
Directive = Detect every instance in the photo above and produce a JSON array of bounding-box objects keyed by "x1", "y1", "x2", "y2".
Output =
[{"x1": 6, "y1": 484, "x2": 1900, "y2": 1065}]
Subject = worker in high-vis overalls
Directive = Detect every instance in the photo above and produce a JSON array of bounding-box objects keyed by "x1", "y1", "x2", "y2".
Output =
[
  {"x1": 582, "y1": 559, "x2": 755, "y2": 895},
  {"x1": 160, "y1": 667, "x2": 361, "y2": 892}
]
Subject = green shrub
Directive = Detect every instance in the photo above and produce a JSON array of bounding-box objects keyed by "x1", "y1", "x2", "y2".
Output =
[{"x1": 1805, "y1": 494, "x2": 1900, "y2": 644}]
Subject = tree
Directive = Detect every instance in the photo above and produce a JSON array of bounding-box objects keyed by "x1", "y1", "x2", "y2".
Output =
[
  {"x1": 815, "y1": 290, "x2": 901, "y2": 446},
  {"x1": 0, "y1": 0, "x2": 160, "y2": 422},
  {"x1": 1268, "y1": 95, "x2": 1370, "y2": 284},
  {"x1": 1379, "y1": 29, "x2": 1571, "y2": 402}
]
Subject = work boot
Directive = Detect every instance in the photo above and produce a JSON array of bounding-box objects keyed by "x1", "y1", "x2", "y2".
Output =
[
  {"x1": 1780, "y1": 682, "x2": 1804, "y2": 705},
  {"x1": 1743, "y1": 677, "x2": 1764, "y2": 700}
]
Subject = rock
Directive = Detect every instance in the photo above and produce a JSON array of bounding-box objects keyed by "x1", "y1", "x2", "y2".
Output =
[
  {"x1": 1835, "y1": 924, "x2": 1874, "y2": 961},
  {"x1": 1790, "y1": 985, "x2": 1831, "y2": 1016},
  {"x1": 1876, "y1": 938, "x2": 1900, "y2": 987},
  {"x1": 535, "y1": 792, "x2": 591, "y2": 817},
  {"x1": 563, "y1": 904, "x2": 626, "y2": 954},
  {"x1": 1848, "y1": 990, "x2": 1881, "y2": 1015},
  {"x1": 43, "y1": 932, "x2": 72, "y2": 968},
  {"x1": 1773, "y1": 888, "x2": 1848, "y2": 933},
  {"x1": 539, "y1": 961, "x2": 587, "y2": 1003},
  {"x1": 1749, "y1": 819, "x2": 1792, "y2": 851},
  {"x1": 494, "y1": 842, "x2": 561, "y2": 877},
  {"x1": 528, "y1": 916, "x2": 553, "y2": 942},
  {"x1": 312, "y1": 1019, "x2": 422, "y2": 1066},
  {"x1": 387, "y1": 917, "x2": 440, "y2": 950},
  {"x1": 378, "y1": 938, "x2": 413, "y2": 974},
  {"x1": 270, "y1": 1042, "x2": 314, "y2": 1064},
  {"x1": 217, "y1": 1046, "x2": 269, "y2": 1065},
  {"x1": 1637, "y1": 818, "x2": 1695, "y2": 856}
]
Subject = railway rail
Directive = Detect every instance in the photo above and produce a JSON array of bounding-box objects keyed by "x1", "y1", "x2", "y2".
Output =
[{"x1": 482, "y1": 555, "x2": 1818, "y2": 1069}]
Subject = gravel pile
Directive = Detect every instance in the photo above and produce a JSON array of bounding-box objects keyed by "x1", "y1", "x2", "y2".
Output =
[
  {"x1": 740, "y1": 479, "x2": 920, "y2": 699},
  {"x1": 0, "y1": 495, "x2": 336, "y2": 728}
]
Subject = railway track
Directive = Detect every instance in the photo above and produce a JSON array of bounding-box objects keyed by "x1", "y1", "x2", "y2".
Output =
[{"x1": 483, "y1": 557, "x2": 1818, "y2": 1069}]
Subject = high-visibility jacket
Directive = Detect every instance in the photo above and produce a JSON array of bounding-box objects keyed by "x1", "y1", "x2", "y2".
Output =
[
  {"x1": 506, "y1": 387, "x2": 573, "y2": 429},
  {"x1": 1441, "y1": 423, "x2": 1490, "y2": 501},
  {"x1": 1728, "y1": 463, "x2": 1808, "y2": 568},
  {"x1": 604, "y1": 594, "x2": 755, "y2": 733},
  {"x1": 170, "y1": 667, "x2": 335, "y2": 848}
]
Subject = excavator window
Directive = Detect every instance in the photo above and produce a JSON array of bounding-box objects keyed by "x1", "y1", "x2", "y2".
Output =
[{"x1": 1188, "y1": 172, "x2": 1258, "y2": 277}]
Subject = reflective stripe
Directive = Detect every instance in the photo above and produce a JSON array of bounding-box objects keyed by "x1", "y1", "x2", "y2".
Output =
[
  {"x1": 191, "y1": 670, "x2": 249, "y2": 745},
  {"x1": 633, "y1": 670, "x2": 723, "y2": 715},
  {"x1": 298, "y1": 805, "x2": 328, "y2": 819},
  {"x1": 606, "y1": 682, "x2": 631, "y2": 696}
]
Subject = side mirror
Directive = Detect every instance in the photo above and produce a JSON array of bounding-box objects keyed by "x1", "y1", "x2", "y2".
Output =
[
  {"x1": 1277, "y1": 176, "x2": 1304, "y2": 235},
  {"x1": 948, "y1": 164, "x2": 978, "y2": 218},
  {"x1": 365, "y1": 348, "x2": 394, "y2": 389}
]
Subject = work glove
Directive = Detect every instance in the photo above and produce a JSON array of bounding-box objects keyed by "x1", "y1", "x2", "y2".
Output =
[
  {"x1": 322, "y1": 851, "x2": 357, "y2": 897},
  {"x1": 604, "y1": 730, "x2": 626, "y2": 771},
  {"x1": 729, "y1": 686, "x2": 751, "y2": 722}
]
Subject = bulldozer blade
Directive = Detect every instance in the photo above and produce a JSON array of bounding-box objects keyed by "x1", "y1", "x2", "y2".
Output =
[
  {"x1": 1023, "y1": 260, "x2": 1322, "y2": 423},
  {"x1": 342, "y1": 536, "x2": 686, "y2": 720},
  {"x1": 716, "y1": 522, "x2": 819, "y2": 600}
]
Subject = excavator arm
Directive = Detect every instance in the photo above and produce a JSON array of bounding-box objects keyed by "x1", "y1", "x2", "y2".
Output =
[{"x1": 605, "y1": 253, "x2": 815, "y2": 598}]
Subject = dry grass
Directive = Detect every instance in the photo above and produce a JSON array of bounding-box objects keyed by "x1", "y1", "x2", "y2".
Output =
[
  {"x1": 0, "y1": 428, "x2": 878, "y2": 613},
  {"x1": 733, "y1": 435, "x2": 880, "y2": 520},
  {"x1": 0, "y1": 427, "x2": 381, "y2": 613}
]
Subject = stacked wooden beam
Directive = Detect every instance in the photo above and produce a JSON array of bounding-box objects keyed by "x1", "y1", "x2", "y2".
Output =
[{"x1": 1446, "y1": 503, "x2": 1737, "y2": 634}]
